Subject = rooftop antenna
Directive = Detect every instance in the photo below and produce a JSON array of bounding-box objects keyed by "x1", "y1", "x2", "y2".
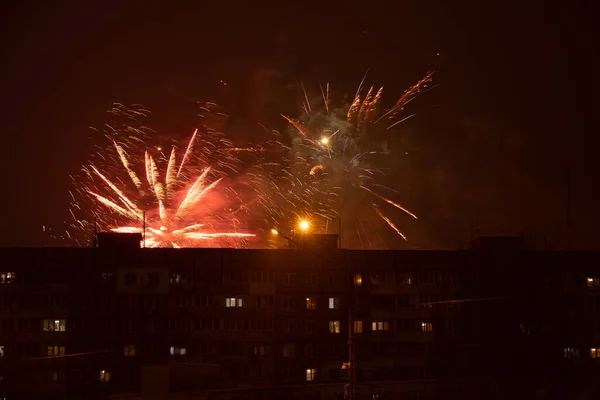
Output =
[
  {"x1": 142, "y1": 211, "x2": 146, "y2": 248},
  {"x1": 92, "y1": 217, "x2": 98, "y2": 248}
]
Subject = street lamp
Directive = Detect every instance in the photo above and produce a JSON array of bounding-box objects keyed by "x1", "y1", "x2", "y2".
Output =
[{"x1": 299, "y1": 220, "x2": 310, "y2": 231}]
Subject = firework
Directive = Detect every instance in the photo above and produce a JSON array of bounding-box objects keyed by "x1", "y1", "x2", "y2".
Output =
[
  {"x1": 70, "y1": 103, "x2": 258, "y2": 248},
  {"x1": 267, "y1": 72, "x2": 434, "y2": 247}
]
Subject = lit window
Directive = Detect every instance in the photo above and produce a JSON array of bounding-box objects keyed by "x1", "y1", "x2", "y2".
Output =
[
  {"x1": 590, "y1": 348, "x2": 600, "y2": 358},
  {"x1": 124, "y1": 345, "x2": 136, "y2": 357},
  {"x1": 0, "y1": 346, "x2": 3, "y2": 357},
  {"x1": 329, "y1": 321, "x2": 341, "y2": 333},
  {"x1": 225, "y1": 297, "x2": 243, "y2": 307},
  {"x1": 372, "y1": 321, "x2": 389, "y2": 331},
  {"x1": 170, "y1": 346, "x2": 186, "y2": 356},
  {"x1": 170, "y1": 274, "x2": 182, "y2": 284},
  {"x1": 43, "y1": 319, "x2": 66, "y2": 332},
  {"x1": 52, "y1": 371, "x2": 59, "y2": 381},
  {"x1": 353, "y1": 321, "x2": 363, "y2": 333},
  {"x1": 519, "y1": 323, "x2": 530, "y2": 335},
  {"x1": 587, "y1": 277, "x2": 600, "y2": 287},
  {"x1": 253, "y1": 345, "x2": 267, "y2": 355},
  {"x1": 47, "y1": 346, "x2": 65, "y2": 356},
  {"x1": 354, "y1": 273, "x2": 362, "y2": 286},
  {"x1": 397, "y1": 274, "x2": 412, "y2": 285},
  {"x1": 564, "y1": 347, "x2": 580, "y2": 358},
  {"x1": 306, "y1": 368, "x2": 316, "y2": 381},
  {"x1": 328, "y1": 297, "x2": 340, "y2": 309},
  {"x1": 306, "y1": 297, "x2": 317, "y2": 310},
  {"x1": 0, "y1": 272, "x2": 16, "y2": 284},
  {"x1": 421, "y1": 322, "x2": 433, "y2": 332},
  {"x1": 99, "y1": 370, "x2": 111, "y2": 382},
  {"x1": 283, "y1": 344, "x2": 295, "y2": 358}
]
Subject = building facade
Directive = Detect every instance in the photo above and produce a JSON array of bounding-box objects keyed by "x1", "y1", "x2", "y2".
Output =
[{"x1": 0, "y1": 238, "x2": 599, "y2": 399}]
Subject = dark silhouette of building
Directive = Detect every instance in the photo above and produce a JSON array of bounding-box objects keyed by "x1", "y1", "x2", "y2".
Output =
[{"x1": 0, "y1": 237, "x2": 599, "y2": 399}]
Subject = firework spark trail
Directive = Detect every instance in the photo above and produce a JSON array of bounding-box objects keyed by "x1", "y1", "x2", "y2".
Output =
[
  {"x1": 280, "y1": 114, "x2": 310, "y2": 138},
  {"x1": 113, "y1": 140, "x2": 142, "y2": 189},
  {"x1": 177, "y1": 128, "x2": 198, "y2": 177},
  {"x1": 89, "y1": 165, "x2": 142, "y2": 218},
  {"x1": 373, "y1": 204, "x2": 407, "y2": 241},
  {"x1": 360, "y1": 185, "x2": 418, "y2": 219}
]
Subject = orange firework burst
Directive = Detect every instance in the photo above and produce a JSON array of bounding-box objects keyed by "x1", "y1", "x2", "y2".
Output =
[{"x1": 70, "y1": 103, "x2": 256, "y2": 248}]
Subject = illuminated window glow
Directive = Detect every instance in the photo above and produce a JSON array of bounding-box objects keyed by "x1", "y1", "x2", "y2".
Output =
[
  {"x1": 353, "y1": 321, "x2": 363, "y2": 333},
  {"x1": 328, "y1": 297, "x2": 340, "y2": 309},
  {"x1": 421, "y1": 322, "x2": 433, "y2": 332},
  {"x1": 225, "y1": 297, "x2": 243, "y2": 307},
  {"x1": 590, "y1": 348, "x2": 599, "y2": 358},
  {"x1": 564, "y1": 347, "x2": 580, "y2": 358},
  {"x1": 372, "y1": 321, "x2": 389, "y2": 331},
  {"x1": 47, "y1": 346, "x2": 65, "y2": 356},
  {"x1": 170, "y1": 346, "x2": 187, "y2": 356},
  {"x1": 354, "y1": 273, "x2": 362, "y2": 286},
  {"x1": 306, "y1": 368, "x2": 316, "y2": 381},
  {"x1": 124, "y1": 345, "x2": 135, "y2": 357},
  {"x1": 587, "y1": 277, "x2": 600, "y2": 287},
  {"x1": 42, "y1": 319, "x2": 66, "y2": 332},
  {"x1": 0, "y1": 272, "x2": 16, "y2": 284},
  {"x1": 329, "y1": 320, "x2": 341, "y2": 333},
  {"x1": 99, "y1": 370, "x2": 111, "y2": 382},
  {"x1": 306, "y1": 297, "x2": 317, "y2": 310}
]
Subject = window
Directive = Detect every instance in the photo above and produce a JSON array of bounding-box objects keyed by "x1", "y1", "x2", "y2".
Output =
[
  {"x1": 101, "y1": 272, "x2": 113, "y2": 281},
  {"x1": 306, "y1": 297, "x2": 317, "y2": 310},
  {"x1": 372, "y1": 321, "x2": 389, "y2": 331},
  {"x1": 564, "y1": 347, "x2": 580, "y2": 358},
  {"x1": 171, "y1": 273, "x2": 185, "y2": 284},
  {"x1": 396, "y1": 295, "x2": 412, "y2": 308},
  {"x1": 353, "y1": 321, "x2": 363, "y2": 333},
  {"x1": 283, "y1": 344, "x2": 295, "y2": 357},
  {"x1": 354, "y1": 273, "x2": 362, "y2": 286},
  {"x1": 125, "y1": 272, "x2": 136, "y2": 286},
  {"x1": 283, "y1": 273, "x2": 295, "y2": 286},
  {"x1": 170, "y1": 346, "x2": 187, "y2": 356},
  {"x1": 421, "y1": 322, "x2": 433, "y2": 332},
  {"x1": 328, "y1": 297, "x2": 340, "y2": 309},
  {"x1": 148, "y1": 273, "x2": 159, "y2": 286},
  {"x1": 0, "y1": 272, "x2": 16, "y2": 284},
  {"x1": 283, "y1": 296, "x2": 293, "y2": 309},
  {"x1": 396, "y1": 274, "x2": 412, "y2": 285},
  {"x1": 124, "y1": 345, "x2": 135, "y2": 357},
  {"x1": 43, "y1": 319, "x2": 66, "y2": 332},
  {"x1": 306, "y1": 273, "x2": 318, "y2": 286},
  {"x1": 590, "y1": 348, "x2": 600, "y2": 358},
  {"x1": 52, "y1": 371, "x2": 59, "y2": 381},
  {"x1": 306, "y1": 368, "x2": 316, "y2": 381},
  {"x1": 519, "y1": 323, "x2": 530, "y2": 335},
  {"x1": 329, "y1": 321, "x2": 341, "y2": 333},
  {"x1": 47, "y1": 346, "x2": 65, "y2": 356},
  {"x1": 253, "y1": 345, "x2": 268, "y2": 356},
  {"x1": 371, "y1": 272, "x2": 385, "y2": 285},
  {"x1": 99, "y1": 370, "x2": 111, "y2": 382},
  {"x1": 587, "y1": 277, "x2": 600, "y2": 287},
  {"x1": 250, "y1": 271, "x2": 269, "y2": 283},
  {"x1": 305, "y1": 320, "x2": 318, "y2": 334},
  {"x1": 256, "y1": 295, "x2": 273, "y2": 308},
  {"x1": 0, "y1": 346, "x2": 3, "y2": 357},
  {"x1": 225, "y1": 297, "x2": 243, "y2": 307}
]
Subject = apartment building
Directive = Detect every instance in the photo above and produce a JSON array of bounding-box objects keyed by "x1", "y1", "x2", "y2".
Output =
[{"x1": 0, "y1": 236, "x2": 599, "y2": 399}]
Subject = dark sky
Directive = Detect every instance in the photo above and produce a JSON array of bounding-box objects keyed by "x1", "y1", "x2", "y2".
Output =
[{"x1": 0, "y1": 0, "x2": 597, "y2": 249}]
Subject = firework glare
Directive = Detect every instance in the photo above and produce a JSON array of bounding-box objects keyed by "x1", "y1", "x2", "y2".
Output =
[{"x1": 70, "y1": 103, "x2": 259, "y2": 248}]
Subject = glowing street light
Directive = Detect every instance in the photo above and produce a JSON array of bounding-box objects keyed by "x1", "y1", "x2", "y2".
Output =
[
  {"x1": 299, "y1": 220, "x2": 310, "y2": 231},
  {"x1": 320, "y1": 137, "x2": 329, "y2": 145}
]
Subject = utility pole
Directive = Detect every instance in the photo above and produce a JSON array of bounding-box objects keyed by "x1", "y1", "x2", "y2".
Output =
[{"x1": 346, "y1": 254, "x2": 356, "y2": 400}]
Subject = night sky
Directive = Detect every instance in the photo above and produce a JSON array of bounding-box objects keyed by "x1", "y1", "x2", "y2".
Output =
[{"x1": 0, "y1": 1, "x2": 596, "y2": 249}]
